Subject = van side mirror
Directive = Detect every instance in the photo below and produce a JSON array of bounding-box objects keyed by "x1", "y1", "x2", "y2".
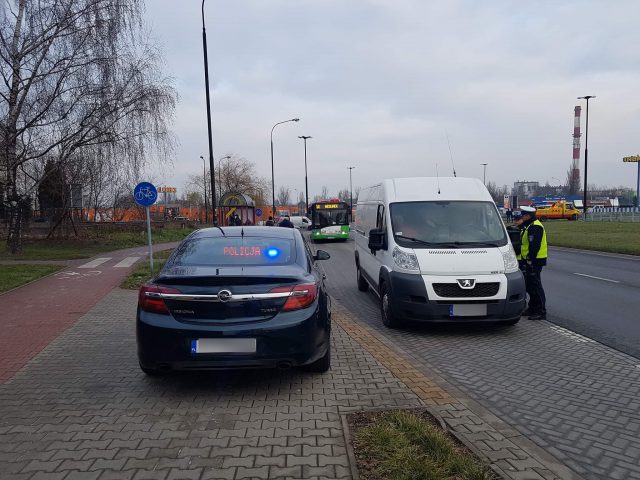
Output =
[
  {"x1": 313, "y1": 250, "x2": 331, "y2": 261},
  {"x1": 368, "y1": 228, "x2": 386, "y2": 251}
]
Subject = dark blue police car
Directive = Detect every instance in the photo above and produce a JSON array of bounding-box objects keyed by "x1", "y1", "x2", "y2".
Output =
[{"x1": 137, "y1": 226, "x2": 332, "y2": 374}]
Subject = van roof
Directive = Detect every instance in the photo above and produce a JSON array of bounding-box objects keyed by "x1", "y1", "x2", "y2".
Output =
[{"x1": 374, "y1": 177, "x2": 493, "y2": 203}]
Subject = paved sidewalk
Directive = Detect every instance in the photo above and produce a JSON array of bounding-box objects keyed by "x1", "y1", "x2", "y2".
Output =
[
  {"x1": 0, "y1": 289, "x2": 579, "y2": 480},
  {"x1": 0, "y1": 242, "x2": 179, "y2": 383}
]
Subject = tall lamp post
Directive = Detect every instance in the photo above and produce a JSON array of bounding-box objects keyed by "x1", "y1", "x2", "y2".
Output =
[
  {"x1": 200, "y1": 156, "x2": 208, "y2": 223},
  {"x1": 480, "y1": 163, "x2": 488, "y2": 184},
  {"x1": 347, "y1": 166, "x2": 355, "y2": 220},
  {"x1": 298, "y1": 135, "x2": 312, "y2": 214},
  {"x1": 217, "y1": 154, "x2": 232, "y2": 187},
  {"x1": 201, "y1": 0, "x2": 218, "y2": 225},
  {"x1": 271, "y1": 118, "x2": 299, "y2": 218},
  {"x1": 578, "y1": 95, "x2": 595, "y2": 218}
]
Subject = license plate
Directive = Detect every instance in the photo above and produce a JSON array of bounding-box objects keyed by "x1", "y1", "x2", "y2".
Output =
[
  {"x1": 191, "y1": 338, "x2": 256, "y2": 354},
  {"x1": 449, "y1": 304, "x2": 487, "y2": 317}
]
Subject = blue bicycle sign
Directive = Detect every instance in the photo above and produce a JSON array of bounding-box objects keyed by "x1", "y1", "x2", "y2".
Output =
[{"x1": 133, "y1": 182, "x2": 157, "y2": 207}]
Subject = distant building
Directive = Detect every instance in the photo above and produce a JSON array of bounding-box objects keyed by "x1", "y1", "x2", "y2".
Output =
[{"x1": 512, "y1": 181, "x2": 539, "y2": 198}]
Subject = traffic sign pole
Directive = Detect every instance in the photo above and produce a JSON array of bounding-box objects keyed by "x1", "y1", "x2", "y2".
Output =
[
  {"x1": 146, "y1": 206, "x2": 154, "y2": 275},
  {"x1": 133, "y1": 182, "x2": 158, "y2": 277}
]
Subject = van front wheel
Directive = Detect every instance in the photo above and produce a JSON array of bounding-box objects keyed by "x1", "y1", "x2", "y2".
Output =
[
  {"x1": 381, "y1": 283, "x2": 401, "y2": 328},
  {"x1": 356, "y1": 267, "x2": 369, "y2": 292}
]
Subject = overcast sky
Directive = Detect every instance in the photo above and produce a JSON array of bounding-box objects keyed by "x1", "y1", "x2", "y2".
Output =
[{"x1": 145, "y1": 0, "x2": 640, "y2": 200}]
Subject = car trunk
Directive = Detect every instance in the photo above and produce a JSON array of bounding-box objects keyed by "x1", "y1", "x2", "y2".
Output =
[{"x1": 154, "y1": 265, "x2": 303, "y2": 323}]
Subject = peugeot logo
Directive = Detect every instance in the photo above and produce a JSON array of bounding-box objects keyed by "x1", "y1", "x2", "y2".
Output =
[
  {"x1": 217, "y1": 289, "x2": 232, "y2": 302},
  {"x1": 457, "y1": 279, "x2": 476, "y2": 289}
]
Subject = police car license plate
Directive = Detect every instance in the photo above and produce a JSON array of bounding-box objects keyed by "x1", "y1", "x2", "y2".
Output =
[
  {"x1": 450, "y1": 304, "x2": 487, "y2": 317},
  {"x1": 191, "y1": 338, "x2": 256, "y2": 354}
]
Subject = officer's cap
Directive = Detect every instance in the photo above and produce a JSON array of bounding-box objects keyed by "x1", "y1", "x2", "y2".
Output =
[{"x1": 520, "y1": 206, "x2": 536, "y2": 215}]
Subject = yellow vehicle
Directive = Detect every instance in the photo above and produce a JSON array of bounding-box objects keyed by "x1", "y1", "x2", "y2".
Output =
[{"x1": 535, "y1": 200, "x2": 581, "y2": 221}]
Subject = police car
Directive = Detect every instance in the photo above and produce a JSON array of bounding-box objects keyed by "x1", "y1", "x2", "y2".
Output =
[{"x1": 137, "y1": 227, "x2": 332, "y2": 374}]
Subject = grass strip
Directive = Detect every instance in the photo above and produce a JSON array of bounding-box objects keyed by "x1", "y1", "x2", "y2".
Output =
[
  {"x1": 120, "y1": 249, "x2": 174, "y2": 290},
  {"x1": 0, "y1": 264, "x2": 61, "y2": 293},
  {"x1": 350, "y1": 409, "x2": 494, "y2": 480},
  {"x1": 541, "y1": 221, "x2": 640, "y2": 255},
  {"x1": 1, "y1": 227, "x2": 195, "y2": 261}
]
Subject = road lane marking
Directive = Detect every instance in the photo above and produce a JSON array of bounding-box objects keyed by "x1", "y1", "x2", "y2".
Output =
[
  {"x1": 573, "y1": 272, "x2": 620, "y2": 283},
  {"x1": 549, "y1": 325, "x2": 596, "y2": 344},
  {"x1": 113, "y1": 257, "x2": 140, "y2": 268},
  {"x1": 78, "y1": 258, "x2": 111, "y2": 268},
  {"x1": 55, "y1": 270, "x2": 102, "y2": 280}
]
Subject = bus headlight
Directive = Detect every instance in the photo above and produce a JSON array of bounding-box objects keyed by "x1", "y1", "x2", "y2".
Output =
[
  {"x1": 502, "y1": 246, "x2": 519, "y2": 273},
  {"x1": 393, "y1": 247, "x2": 420, "y2": 273}
]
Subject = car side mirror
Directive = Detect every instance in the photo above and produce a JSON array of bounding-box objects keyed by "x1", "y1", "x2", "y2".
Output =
[
  {"x1": 368, "y1": 228, "x2": 386, "y2": 251},
  {"x1": 313, "y1": 250, "x2": 331, "y2": 261}
]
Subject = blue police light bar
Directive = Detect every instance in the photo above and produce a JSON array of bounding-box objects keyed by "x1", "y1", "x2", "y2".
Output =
[{"x1": 266, "y1": 248, "x2": 280, "y2": 258}]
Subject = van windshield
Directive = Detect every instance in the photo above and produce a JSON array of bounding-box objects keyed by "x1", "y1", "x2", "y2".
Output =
[{"x1": 390, "y1": 201, "x2": 507, "y2": 248}]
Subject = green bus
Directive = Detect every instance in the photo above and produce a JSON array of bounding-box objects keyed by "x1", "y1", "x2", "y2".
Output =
[{"x1": 309, "y1": 200, "x2": 351, "y2": 242}]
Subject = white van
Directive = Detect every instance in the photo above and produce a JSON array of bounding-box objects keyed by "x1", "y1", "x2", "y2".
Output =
[
  {"x1": 354, "y1": 177, "x2": 525, "y2": 327},
  {"x1": 290, "y1": 215, "x2": 311, "y2": 230}
]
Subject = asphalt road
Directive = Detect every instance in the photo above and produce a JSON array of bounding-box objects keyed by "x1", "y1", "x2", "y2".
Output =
[
  {"x1": 314, "y1": 236, "x2": 640, "y2": 479},
  {"x1": 317, "y1": 237, "x2": 640, "y2": 359},
  {"x1": 543, "y1": 246, "x2": 640, "y2": 358}
]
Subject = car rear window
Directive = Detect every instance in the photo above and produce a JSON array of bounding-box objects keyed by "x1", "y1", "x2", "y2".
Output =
[{"x1": 171, "y1": 237, "x2": 296, "y2": 266}]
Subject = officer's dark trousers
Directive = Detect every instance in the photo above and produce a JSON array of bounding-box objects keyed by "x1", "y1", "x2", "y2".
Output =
[{"x1": 525, "y1": 265, "x2": 546, "y2": 314}]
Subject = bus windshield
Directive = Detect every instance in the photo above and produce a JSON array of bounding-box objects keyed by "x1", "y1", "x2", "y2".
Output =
[{"x1": 311, "y1": 202, "x2": 349, "y2": 228}]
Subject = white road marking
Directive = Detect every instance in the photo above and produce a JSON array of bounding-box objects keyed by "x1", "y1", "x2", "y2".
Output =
[
  {"x1": 55, "y1": 270, "x2": 101, "y2": 280},
  {"x1": 78, "y1": 257, "x2": 111, "y2": 269},
  {"x1": 549, "y1": 325, "x2": 596, "y2": 344},
  {"x1": 573, "y1": 272, "x2": 620, "y2": 283},
  {"x1": 113, "y1": 257, "x2": 140, "y2": 268}
]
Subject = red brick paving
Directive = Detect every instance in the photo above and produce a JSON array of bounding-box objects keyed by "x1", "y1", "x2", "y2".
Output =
[{"x1": 0, "y1": 242, "x2": 179, "y2": 383}]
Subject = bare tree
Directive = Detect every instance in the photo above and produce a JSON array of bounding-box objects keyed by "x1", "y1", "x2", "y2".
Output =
[
  {"x1": 216, "y1": 154, "x2": 269, "y2": 205},
  {"x1": 337, "y1": 188, "x2": 350, "y2": 202},
  {"x1": 1, "y1": 0, "x2": 176, "y2": 252},
  {"x1": 276, "y1": 186, "x2": 291, "y2": 206},
  {"x1": 565, "y1": 166, "x2": 581, "y2": 196},
  {"x1": 320, "y1": 185, "x2": 329, "y2": 200},
  {"x1": 485, "y1": 181, "x2": 508, "y2": 203},
  {"x1": 185, "y1": 154, "x2": 269, "y2": 208}
]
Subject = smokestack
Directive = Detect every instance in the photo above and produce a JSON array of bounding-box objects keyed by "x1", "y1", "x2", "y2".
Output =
[{"x1": 572, "y1": 106, "x2": 581, "y2": 185}]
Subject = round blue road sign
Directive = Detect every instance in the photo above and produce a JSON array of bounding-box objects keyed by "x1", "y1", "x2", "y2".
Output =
[
  {"x1": 256, "y1": 208, "x2": 263, "y2": 217},
  {"x1": 133, "y1": 182, "x2": 157, "y2": 207}
]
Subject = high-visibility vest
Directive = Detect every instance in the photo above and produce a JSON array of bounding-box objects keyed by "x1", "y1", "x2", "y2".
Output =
[{"x1": 520, "y1": 219, "x2": 547, "y2": 260}]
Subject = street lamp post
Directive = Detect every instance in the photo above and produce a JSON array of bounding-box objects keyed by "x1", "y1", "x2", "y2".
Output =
[
  {"x1": 347, "y1": 166, "x2": 355, "y2": 220},
  {"x1": 200, "y1": 156, "x2": 208, "y2": 223},
  {"x1": 217, "y1": 154, "x2": 232, "y2": 188},
  {"x1": 298, "y1": 136, "x2": 312, "y2": 214},
  {"x1": 201, "y1": 0, "x2": 218, "y2": 225},
  {"x1": 578, "y1": 95, "x2": 595, "y2": 219},
  {"x1": 270, "y1": 118, "x2": 299, "y2": 218},
  {"x1": 480, "y1": 163, "x2": 488, "y2": 184}
]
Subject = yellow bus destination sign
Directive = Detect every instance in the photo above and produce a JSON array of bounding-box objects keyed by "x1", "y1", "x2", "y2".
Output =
[
  {"x1": 317, "y1": 203, "x2": 340, "y2": 209},
  {"x1": 623, "y1": 155, "x2": 640, "y2": 163}
]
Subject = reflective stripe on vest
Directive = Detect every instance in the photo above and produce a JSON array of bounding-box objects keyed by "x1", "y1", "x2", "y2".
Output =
[{"x1": 520, "y1": 219, "x2": 547, "y2": 259}]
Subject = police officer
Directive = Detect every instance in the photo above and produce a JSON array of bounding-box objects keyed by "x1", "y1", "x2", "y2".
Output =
[
  {"x1": 265, "y1": 216, "x2": 275, "y2": 226},
  {"x1": 519, "y1": 206, "x2": 548, "y2": 320}
]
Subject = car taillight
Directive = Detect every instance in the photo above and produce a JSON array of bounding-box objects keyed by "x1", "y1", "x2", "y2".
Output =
[
  {"x1": 270, "y1": 283, "x2": 318, "y2": 311},
  {"x1": 138, "y1": 284, "x2": 181, "y2": 314}
]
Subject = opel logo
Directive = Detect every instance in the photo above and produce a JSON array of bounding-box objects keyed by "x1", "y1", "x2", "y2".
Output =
[
  {"x1": 217, "y1": 289, "x2": 232, "y2": 302},
  {"x1": 457, "y1": 279, "x2": 475, "y2": 289}
]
